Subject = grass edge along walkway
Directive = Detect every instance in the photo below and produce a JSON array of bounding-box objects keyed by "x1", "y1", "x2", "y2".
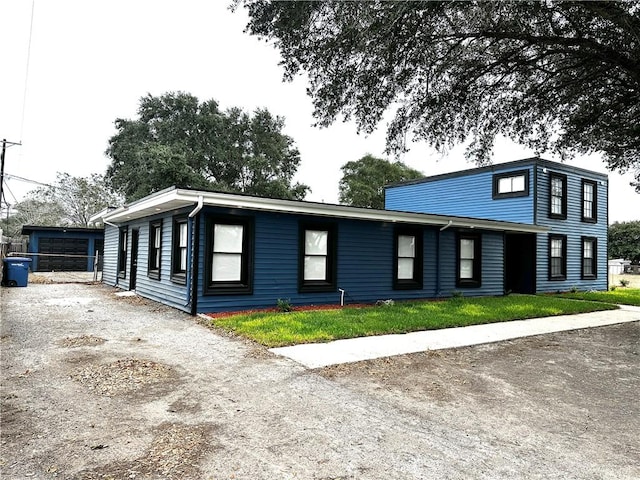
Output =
[{"x1": 207, "y1": 294, "x2": 619, "y2": 348}]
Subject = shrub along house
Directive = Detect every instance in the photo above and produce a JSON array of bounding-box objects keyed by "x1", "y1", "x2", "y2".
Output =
[
  {"x1": 385, "y1": 157, "x2": 608, "y2": 294},
  {"x1": 91, "y1": 158, "x2": 606, "y2": 315}
]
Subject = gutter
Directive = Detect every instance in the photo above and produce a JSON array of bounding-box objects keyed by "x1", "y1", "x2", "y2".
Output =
[{"x1": 188, "y1": 196, "x2": 204, "y2": 315}]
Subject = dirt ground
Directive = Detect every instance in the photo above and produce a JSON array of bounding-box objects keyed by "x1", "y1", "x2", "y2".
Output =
[{"x1": 1, "y1": 283, "x2": 639, "y2": 479}]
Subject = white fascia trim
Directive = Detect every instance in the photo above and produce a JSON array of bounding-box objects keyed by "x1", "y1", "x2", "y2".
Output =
[{"x1": 103, "y1": 188, "x2": 548, "y2": 234}]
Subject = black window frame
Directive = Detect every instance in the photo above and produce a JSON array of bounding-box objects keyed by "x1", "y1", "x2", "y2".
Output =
[
  {"x1": 171, "y1": 216, "x2": 189, "y2": 285},
  {"x1": 298, "y1": 223, "x2": 337, "y2": 293},
  {"x1": 118, "y1": 227, "x2": 128, "y2": 279},
  {"x1": 393, "y1": 227, "x2": 423, "y2": 290},
  {"x1": 492, "y1": 169, "x2": 530, "y2": 199},
  {"x1": 148, "y1": 220, "x2": 162, "y2": 280},
  {"x1": 548, "y1": 234, "x2": 567, "y2": 281},
  {"x1": 581, "y1": 179, "x2": 598, "y2": 223},
  {"x1": 456, "y1": 232, "x2": 482, "y2": 288},
  {"x1": 549, "y1": 173, "x2": 568, "y2": 220},
  {"x1": 581, "y1": 236, "x2": 597, "y2": 280},
  {"x1": 204, "y1": 215, "x2": 254, "y2": 295}
]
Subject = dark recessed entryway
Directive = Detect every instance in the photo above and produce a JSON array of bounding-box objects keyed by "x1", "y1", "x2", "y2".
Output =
[{"x1": 505, "y1": 233, "x2": 536, "y2": 294}]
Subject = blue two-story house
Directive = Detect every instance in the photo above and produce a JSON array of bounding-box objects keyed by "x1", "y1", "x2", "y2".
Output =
[
  {"x1": 91, "y1": 158, "x2": 606, "y2": 315},
  {"x1": 385, "y1": 157, "x2": 608, "y2": 294}
]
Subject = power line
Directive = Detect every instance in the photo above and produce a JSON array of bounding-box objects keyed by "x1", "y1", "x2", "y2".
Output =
[
  {"x1": 3, "y1": 172, "x2": 53, "y2": 188},
  {"x1": 20, "y1": 0, "x2": 36, "y2": 141}
]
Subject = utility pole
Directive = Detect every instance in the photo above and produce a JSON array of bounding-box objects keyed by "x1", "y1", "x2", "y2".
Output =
[{"x1": 0, "y1": 139, "x2": 21, "y2": 210}]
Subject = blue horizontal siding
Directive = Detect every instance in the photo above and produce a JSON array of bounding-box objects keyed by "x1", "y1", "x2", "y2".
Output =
[
  {"x1": 102, "y1": 225, "x2": 119, "y2": 286},
  {"x1": 195, "y1": 207, "x2": 506, "y2": 313},
  {"x1": 385, "y1": 165, "x2": 535, "y2": 224},
  {"x1": 535, "y1": 165, "x2": 608, "y2": 292}
]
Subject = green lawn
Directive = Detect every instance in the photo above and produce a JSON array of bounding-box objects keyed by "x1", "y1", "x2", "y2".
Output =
[
  {"x1": 208, "y1": 295, "x2": 617, "y2": 347},
  {"x1": 557, "y1": 288, "x2": 640, "y2": 307}
]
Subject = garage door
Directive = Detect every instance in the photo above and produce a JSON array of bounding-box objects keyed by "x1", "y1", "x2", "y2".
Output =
[{"x1": 38, "y1": 238, "x2": 88, "y2": 271}]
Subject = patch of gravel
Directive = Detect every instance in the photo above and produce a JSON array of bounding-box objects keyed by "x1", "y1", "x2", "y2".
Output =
[
  {"x1": 59, "y1": 335, "x2": 107, "y2": 348},
  {"x1": 70, "y1": 358, "x2": 177, "y2": 396},
  {"x1": 74, "y1": 422, "x2": 217, "y2": 480}
]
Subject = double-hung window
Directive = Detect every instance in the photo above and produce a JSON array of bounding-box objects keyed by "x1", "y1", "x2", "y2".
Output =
[
  {"x1": 148, "y1": 221, "x2": 162, "y2": 280},
  {"x1": 582, "y1": 180, "x2": 597, "y2": 223},
  {"x1": 457, "y1": 233, "x2": 481, "y2": 288},
  {"x1": 548, "y1": 234, "x2": 567, "y2": 280},
  {"x1": 205, "y1": 217, "x2": 253, "y2": 294},
  {"x1": 493, "y1": 170, "x2": 529, "y2": 198},
  {"x1": 299, "y1": 224, "x2": 336, "y2": 292},
  {"x1": 118, "y1": 227, "x2": 128, "y2": 278},
  {"x1": 582, "y1": 237, "x2": 597, "y2": 279},
  {"x1": 549, "y1": 173, "x2": 567, "y2": 219},
  {"x1": 171, "y1": 217, "x2": 188, "y2": 284},
  {"x1": 394, "y1": 228, "x2": 423, "y2": 289}
]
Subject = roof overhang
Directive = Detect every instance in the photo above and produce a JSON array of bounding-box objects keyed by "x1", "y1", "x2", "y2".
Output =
[{"x1": 90, "y1": 187, "x2": 548, "y2": 234}]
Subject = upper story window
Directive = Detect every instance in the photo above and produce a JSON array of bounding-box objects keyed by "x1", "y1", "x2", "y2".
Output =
[
  {"x1": 582, "y1": 180, "x2": 597, "y2": 223},
  {"x1": 582, "y1": 237, "x2": 597, "y2": 279},
  {"x1": 394, "y1": 228, "x2": 423, "y2": 290},
  {"x1": 548, "y1": 234, "x2": 567, "y2": 280},
  {"x1": 493, "y1": 170, "x2": 529, "y2": 199},
  {"x1": 549, "y1": 173, "x2": 567, "y2": 219},
  {"x1": 118, "y1": 227, "x2": 128, "y2": 278},
  {"x1": 148, "y1": 221, "x2": 162, "y2": 280},
  {"x1": 205, "y1": 217, "x2": 253, "y2": 294},
  {"x1": 171, "y1": 216, "x2": 188, "y2": 284},
  {"x1": 457, "y1": 233, "x2": 481, "y2": 288},
  {"x1": 299, "y1": 223, "x2": 337, "y2": 293}
]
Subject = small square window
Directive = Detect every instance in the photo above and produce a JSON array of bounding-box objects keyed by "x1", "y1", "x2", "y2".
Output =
[
  {"x1": 205, "y1": 217, "x2": 253, "y2": 294},
  {"x1": 493, "y1": 170, "x2": 529, "y2": 199}
]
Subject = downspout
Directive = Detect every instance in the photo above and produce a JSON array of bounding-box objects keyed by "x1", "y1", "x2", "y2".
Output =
[
  {"x1": 188, "y1": 196, "x2": 204, "y2": 315},
  {"x1": 437, "y1": 221, "x2": 454, "y2": 296}
]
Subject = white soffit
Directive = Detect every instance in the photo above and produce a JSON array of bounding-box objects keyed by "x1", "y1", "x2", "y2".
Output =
[{"x1": 101, "y1": 188, "x2": 547, "y2": 234}]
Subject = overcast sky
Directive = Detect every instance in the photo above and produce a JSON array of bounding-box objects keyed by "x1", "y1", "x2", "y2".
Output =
[{"x1": 1, "y1": 1, "x2": 637, "y2": 223}]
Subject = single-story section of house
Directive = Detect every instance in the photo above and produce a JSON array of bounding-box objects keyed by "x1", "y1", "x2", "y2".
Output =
[
  {"x1": 21, "y1": 225, "x2": 104, "y2": 272},
  {"x1": 90, "y1": 187, "x2": 549, "y2": 315}
]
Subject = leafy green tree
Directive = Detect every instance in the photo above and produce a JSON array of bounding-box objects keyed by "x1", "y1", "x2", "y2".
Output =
[
  {"x1": 0, "y1": 198, "x2": 65, "y2": 238},
  {"x1": 609, "y1": 221, "x2": 640, "y2": 264},
  {"x1": 339, "y1": 155, "x2": 423, "y2": 209},
  {"x1": 106, "y1": 92, "x2": 309, "y2": 201},
  {"x1": 239, "y1": 1, "x2": 640, "y2": 190}
]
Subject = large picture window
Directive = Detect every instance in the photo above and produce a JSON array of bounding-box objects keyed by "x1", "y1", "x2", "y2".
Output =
[
  {"x1": 548, "y1": 234, "x2": 567, "y2": 280},
  {"x1": 582, "y1": 237, "x2": 597, "y2": 279},
  {"x1": 582, "y1": 180, "x2": 597, "y2": 223},
  {"x1": 148, "y1": 221, "x2": 162, "y2": 280},
  {"x1": 456, "y1": 233, "x2": 481, "y2": 288},
  {"x1": 493, "y1": 170, "x2": 529, "y2": 199},
  {"x1": 171, "y1": 217, "x2": 188, "y2": 284},
  {"x1": 549, "y1": 173, "x2": 567, "y2": 219},
  {"x1": 118, "y1": 227, "x2": 128, "y2": 278},
  {"x1": 394, "y1": 228, "x2": 423, "y2": 290},
  {"x1": 299, "y1": 223, "x2": 336, "y2": 292},
  {"x1": 205, "y1": 217, "x2": 253, "y2": 294}
]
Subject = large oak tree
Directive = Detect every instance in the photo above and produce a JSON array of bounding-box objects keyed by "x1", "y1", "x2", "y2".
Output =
[
  {"x1": 339, "y1": 155, "x2": 423, "y2": 209},
  {"x1": 106, "y1": 92, "x2": 309, "y2": 202},
  {"x1": 238, "y1": 1, "x2": 640, "y2": 190}
]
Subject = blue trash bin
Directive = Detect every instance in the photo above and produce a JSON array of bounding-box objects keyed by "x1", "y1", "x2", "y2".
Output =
[{"x1": 2, "y1": 257, "x2": 33, "y2": 287}]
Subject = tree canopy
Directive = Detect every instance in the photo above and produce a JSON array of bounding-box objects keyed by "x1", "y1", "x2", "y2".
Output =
[
  {"x1": 609, "y1": 221, "x2": 640, "y2": 264},
  {"x1": 239, "y1": 1, "x2": 640, "y2": 190},
  {"x1": 339, "y1": 154, "x2": 423, "y2": 209},
  {"x1": 0, "y1": 172, "x2": 119, "y2": 237},
  {"x1": 106, "y1": 92, "x2": 309, "y2": 202}
]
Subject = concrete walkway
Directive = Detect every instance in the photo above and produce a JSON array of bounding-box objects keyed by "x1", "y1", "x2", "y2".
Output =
[{"x1": 270, "y1": 305, "x2": 640, "y2": 368}]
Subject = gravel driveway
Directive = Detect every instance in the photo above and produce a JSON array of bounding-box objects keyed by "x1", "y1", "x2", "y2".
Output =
[{"x1": 1, "y1": 283, "x2": 639, "y2": 479}]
